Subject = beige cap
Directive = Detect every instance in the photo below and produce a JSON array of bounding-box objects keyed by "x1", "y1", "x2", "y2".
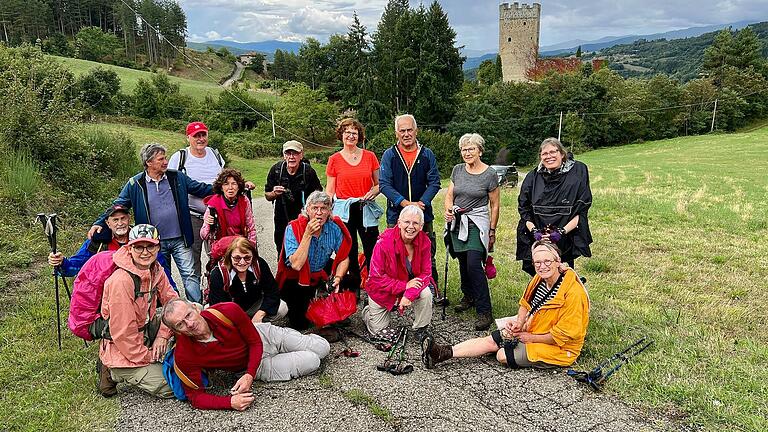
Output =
[{"x1": 283, "y1": 140, "x2": 303, "y2": 153}]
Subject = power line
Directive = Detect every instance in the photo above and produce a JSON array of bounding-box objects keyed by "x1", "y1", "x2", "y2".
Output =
[{"x1": 114, "y1": 0, "x2": 338, "y2": 150}]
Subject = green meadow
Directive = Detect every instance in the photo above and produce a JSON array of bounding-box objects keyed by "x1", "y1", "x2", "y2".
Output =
[{"x1": 1, "y1": 125, "x2": 766, "y2": 430}]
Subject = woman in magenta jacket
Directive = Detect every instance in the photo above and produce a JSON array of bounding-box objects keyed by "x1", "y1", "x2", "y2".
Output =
[{"x1": 363, "y1": 205, "x2": 434, "y2": 341}]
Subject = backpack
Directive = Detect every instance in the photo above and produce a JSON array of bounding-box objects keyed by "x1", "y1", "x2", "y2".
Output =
[
  {"x1": 176, "y1": 147, "x2": 224, "y2": 175},
  {"x1": 162, "y1": 308, "x2": 234, "y2": 400},
  {"x1": 68, "y1": 250, "x2": 145, "y2": 341}
]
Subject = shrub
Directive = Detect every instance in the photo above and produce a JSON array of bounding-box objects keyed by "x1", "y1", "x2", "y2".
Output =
[
  {"x1": 0, "y1": 150, "x2": 43, "y2": 205},
  {"x1": 75, "y1": 67, "x2": 122, "y2": 114}
]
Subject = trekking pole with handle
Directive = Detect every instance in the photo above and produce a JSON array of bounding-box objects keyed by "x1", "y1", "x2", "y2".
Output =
[
  {"x1": 442, "y1": 222, "x2": 450, "y2": 321},
  {"x1": 37, "y1": 213, "x2": 66, "y2": 350}
]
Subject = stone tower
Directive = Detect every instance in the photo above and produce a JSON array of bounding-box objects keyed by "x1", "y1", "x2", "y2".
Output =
[{"x1": 499, "y1": 2, "x2": 541, "y2": 82}]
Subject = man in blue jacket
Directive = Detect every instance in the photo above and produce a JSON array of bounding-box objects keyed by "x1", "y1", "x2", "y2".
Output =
[
  {"x1": 379, "y1": 114, "x2": 442, "y2": 297},
  {"x1": 50, "y1": 204, "x2": 175, "y2": 288},
  {"x1": 88, "y1": 143, "x2": 212, "y2": 303}
]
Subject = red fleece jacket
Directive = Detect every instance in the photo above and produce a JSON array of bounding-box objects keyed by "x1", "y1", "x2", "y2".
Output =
[{"x1": 174, "y1": 302, "x2": 263, "y2": 410}]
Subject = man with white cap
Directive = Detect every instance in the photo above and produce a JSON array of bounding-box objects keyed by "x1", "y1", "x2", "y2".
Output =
[
  {"x1": 97, "y1": 224, "x2": 179, "y2": 398},
  {"x1": 265, "y1": 140, "x2": 322, "y2": 254}
]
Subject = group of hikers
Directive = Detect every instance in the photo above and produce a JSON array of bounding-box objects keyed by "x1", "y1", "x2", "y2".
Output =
[{"x1": 51, "y1": 115, "x2": 593, "y2": 411}]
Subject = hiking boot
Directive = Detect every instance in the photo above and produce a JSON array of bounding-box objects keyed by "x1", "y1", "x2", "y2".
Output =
[
  {"x1": 421, "y1": 335, "x2": 453, "y2": 369},
  {"x1": 454, "y1": 296, "x2": 474, "y2": 313},
  {"x1": 96, "y1": 358, "x2": 117, "y2": 398},
  {"x1": 474, "y1": 313, "x2": 494, "y2": 331}
]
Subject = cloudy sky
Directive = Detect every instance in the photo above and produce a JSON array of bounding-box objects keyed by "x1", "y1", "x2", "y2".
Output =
[{"x1": 181, "y1": 0, "x2": 768, "y2": 52}]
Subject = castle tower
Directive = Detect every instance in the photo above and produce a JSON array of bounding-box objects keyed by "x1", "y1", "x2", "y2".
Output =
[{"x1": 499, "y1": 2, "x2": 541, "y2": 82}]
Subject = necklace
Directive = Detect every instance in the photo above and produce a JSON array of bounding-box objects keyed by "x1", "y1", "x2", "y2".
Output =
[{"x1": 346, "y1": 148, "x2": 361, "y2": 161}]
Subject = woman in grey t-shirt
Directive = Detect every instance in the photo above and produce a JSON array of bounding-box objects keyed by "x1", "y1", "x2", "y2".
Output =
[{"x1": 444, "y1": 133, "x2": 500, "y2": 331}]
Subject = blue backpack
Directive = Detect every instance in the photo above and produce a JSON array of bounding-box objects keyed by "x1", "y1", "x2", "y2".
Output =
[{"x1": 162, "y1": 308, "x2": 234, "y2": 400}]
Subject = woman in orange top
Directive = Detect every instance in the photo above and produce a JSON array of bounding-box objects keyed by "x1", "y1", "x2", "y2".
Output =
[
  {"x1": 422, "y1": 241, "x2": 590, "y2": 369},
  {"x1": 325, "y1": 118, "x2": 380, "y2": 289}
]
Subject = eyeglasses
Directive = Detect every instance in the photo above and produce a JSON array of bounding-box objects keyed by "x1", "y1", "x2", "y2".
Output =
[
  {"x1": 533, "y1": 259, "x2": 554, "y2": 268},
  {"x1": 132, "y1": 244, "x2": 159, "y2": 253},
  {"x1": 461, "y1": 147, "x2": 479, "y2": 153},
  {"x1": 308, "y1": 206, "x2": 329, "y2": 214},
  {"x1": 540, "y1": 150, "x2": 560, "y2": 157},
  {"x1": 232, "y1": 255, "x2": 253, "y2": 263},
  {"x1": 343, "y1": 131, "x2": 359, "y2": 137}
]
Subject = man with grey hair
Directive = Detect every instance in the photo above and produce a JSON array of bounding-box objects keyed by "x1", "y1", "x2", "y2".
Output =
[
  {"x1": 89, "y1": 143, "x2": 213, "y2": 303},
  {"x1": 379, "y1": 114, "x2": 442, "y2": 301},
  {"x1": 162, "y1": 298, "x2": 329, "y2": 410},
  {"x1": 363, "y1": 204, "x2": 434, "y2": 342},
  {"x1": 275, "y1": 191, "x2": 353, "y2": 330},
  {"x1": 265, "y1": 140, "x2": 323, "y2": 254}
]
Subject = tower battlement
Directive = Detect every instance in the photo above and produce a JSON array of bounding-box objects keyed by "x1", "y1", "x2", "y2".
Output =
[{"x1": 499, "y1": 2, "x2": 541, "y2": 82}]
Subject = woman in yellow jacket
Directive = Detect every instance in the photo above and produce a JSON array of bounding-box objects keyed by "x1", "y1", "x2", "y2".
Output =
[{"x1": 422, "y1": 241, "x2": 589, "y2": 369}]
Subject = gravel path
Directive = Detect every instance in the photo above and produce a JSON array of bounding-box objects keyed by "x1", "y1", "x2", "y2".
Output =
[{"x1": 131, "y1": 197, "x2": 675, "y2": 432}]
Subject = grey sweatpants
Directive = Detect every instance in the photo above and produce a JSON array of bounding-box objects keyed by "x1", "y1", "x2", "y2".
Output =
[
  {"x1": 254, "y1": 323, "x2": 330, "y2": 382},
  {"x1": 362, "y1": 288, "x2": 433, "y2": 335}
]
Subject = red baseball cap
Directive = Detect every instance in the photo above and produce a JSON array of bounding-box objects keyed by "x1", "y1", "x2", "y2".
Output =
[{"x1": 186, "y1": 122, "x2": 208, "y2": 136}]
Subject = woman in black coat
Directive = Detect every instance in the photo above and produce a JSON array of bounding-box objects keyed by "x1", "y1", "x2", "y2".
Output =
[{"x1": 516, "y1": 138, "x2": 593, "y2": 276}]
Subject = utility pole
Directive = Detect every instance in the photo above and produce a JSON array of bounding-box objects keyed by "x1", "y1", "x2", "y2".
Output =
[
  {"x1": 271, "y1": 110, "x2": 276, "y2": 138},
  {"x1": 711, "y1": 99, "x2": 718, "y2": 132},
  {"x1": 558, "y1": 111, "x2": 563, "y2": 140}
]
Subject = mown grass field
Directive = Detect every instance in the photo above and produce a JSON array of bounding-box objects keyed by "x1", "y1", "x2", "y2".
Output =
[
  {"x1": 1, "y1": 126, "x2": 765, "y2": 431},
  {"x1": 51, "y1": 56, "x2": 278, "y2": 103}
]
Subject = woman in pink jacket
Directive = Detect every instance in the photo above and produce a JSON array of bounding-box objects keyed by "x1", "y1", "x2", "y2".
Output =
[
  {"x1": 201, "y1": 168, "x2": 257, "y2": 245},
  {"x1": 363, "y1": 205, "x2": 433, "y2": 342}
]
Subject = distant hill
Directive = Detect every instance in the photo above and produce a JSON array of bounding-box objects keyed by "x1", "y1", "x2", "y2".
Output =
[
  {"x1": 463, "y1": 19, "x2": 759, "y2": 71},
  {"x1": 187, "y1": 41, "x2": 254, "y2": 57},
  {"x1": 207, "y1": 40, "x2": 302, "y2": 55},
  {"x1": 588, "y1": 21, "x2": 768, "y2": 82}
]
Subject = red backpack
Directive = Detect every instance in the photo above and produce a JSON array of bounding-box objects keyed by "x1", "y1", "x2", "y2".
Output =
[{"x1": 68, "y1": 251, "x2": 141, "y2": 341}]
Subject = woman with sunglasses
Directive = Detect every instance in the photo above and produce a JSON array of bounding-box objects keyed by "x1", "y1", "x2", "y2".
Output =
[
  {"x1": 422, "y1": 242, "x2": 590, "y2": 370},
  {"x1": 208, "y1": 236, "x2": 287, "y2": 324}
]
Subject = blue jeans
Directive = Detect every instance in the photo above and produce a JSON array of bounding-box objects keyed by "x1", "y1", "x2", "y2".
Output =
[{"x1": 160, "y1": 237, "x2": 201, "y2": 303}]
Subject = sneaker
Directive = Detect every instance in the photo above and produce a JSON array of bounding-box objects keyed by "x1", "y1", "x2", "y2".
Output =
[
  {"x1": 474, "y1": 313, "x2": 493, "y2": 331},
  {"x1": 96, "y1": 358, "x2": 117, "y2": 397},
  {"x1": 421, "y1": 334, "x2": 453, "y2": 369},
  {"x1": 454, "y1": 296, "x2": 474, "y2": 313}
]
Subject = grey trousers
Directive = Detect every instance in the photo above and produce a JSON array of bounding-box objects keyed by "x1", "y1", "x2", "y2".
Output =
[
  {"x1": 362, "y1": 287, "x2": 433, "y2": 335},
  {"x1": 254, "y1": 323, "x2": 330, "y2": 382}
]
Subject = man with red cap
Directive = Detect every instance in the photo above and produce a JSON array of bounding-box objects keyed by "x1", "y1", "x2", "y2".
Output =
[
  {"x1": 97, "y1": 224, "x2": 179, "y2": 398},
  {"x1": 168, "y1": 122, "x2": 228, "y2": 285}
]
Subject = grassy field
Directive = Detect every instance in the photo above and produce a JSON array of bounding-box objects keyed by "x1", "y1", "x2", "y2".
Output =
[
  {"x1": 51, "y1": 56, "x2": 278, "y2": 103},
  {"x1": 1, "y1": 125, "x2": 766, "y2": 430}
]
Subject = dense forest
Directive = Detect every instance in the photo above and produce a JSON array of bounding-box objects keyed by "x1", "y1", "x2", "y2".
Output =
[
  {"x1": 0, "y1": 0, "x2": 186, "y2": 67},
  {"x1": 592, "y1": 22, "x2": 768, "y2": 82}
]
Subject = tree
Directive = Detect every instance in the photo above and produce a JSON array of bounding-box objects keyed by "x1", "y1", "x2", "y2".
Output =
[
  {"x1": 75, "y1": 67, "x2": 122, "y2": 114},
  {"x1": 477, "y1": 60, "x2": 500, "y2": 86},
  {"x1": 74, "y1": 26, "x2": 122, "y2": 62},
  {"x1": 275, "y1": 84, "x2": 337, "y2": 144},
  {"x1": 248, "y1": 53, "x2": 266, "y2": 74},
  {"x1": 575, "y1": 45, "x2": 582, "y2": 58},
  {"x1": 703, "y1": 27, "x2": 766, "y2": 84}
]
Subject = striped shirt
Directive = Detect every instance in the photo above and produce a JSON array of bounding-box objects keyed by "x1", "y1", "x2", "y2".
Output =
[
  {"x1": 284, "y1": 221, "x2": 343, "y2": 273},
  {"x1": 528, "y1": 273, "x2": 564, "y2": 314}
]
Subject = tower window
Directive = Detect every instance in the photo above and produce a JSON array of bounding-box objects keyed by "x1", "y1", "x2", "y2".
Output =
[
  {"x1": 523, "y1": 21, "x2": 526, "y2": 25},
  {"x1": 508, "y1": 37, "x2": 512, "y2": 42}
]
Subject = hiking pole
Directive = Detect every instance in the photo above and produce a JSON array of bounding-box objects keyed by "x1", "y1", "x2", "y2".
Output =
[
  {"x1": 442, "y1": 223, "x2": 450, "y2": 321},
  {"x1": 567, "y1": 337, "x2": 654, "y2": 391},
  {"x1": 37, "y1": 213, "x2": 64, "y2": 350}
]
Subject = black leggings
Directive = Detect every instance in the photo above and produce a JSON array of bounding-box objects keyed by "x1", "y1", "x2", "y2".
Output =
[
  {"x1": 457, "y1": 250, "x2": 492, "y2": 315},
  {"x1": 344, "y1": 202, "x2": 379, "y2": 288},
  {"x1": 279, "y1": 279, "x2": 318, "y2": 331}
]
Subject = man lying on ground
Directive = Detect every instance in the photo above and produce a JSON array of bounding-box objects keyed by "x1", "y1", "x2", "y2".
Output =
[
  {"x1": 162, "y1": 299, "x2": 329, "y2": 410},
  {"x1": 422, "y1": 241, "x2": 589, "y2": 370}
]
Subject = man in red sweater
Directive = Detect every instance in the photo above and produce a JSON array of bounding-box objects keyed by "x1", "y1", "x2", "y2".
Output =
[{"x1": 162, "y1": 299, "x2": 329, "y2": 410}]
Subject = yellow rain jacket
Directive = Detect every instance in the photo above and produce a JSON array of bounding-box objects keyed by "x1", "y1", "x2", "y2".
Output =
[{"x1": 519, "y1": 269, "x2": 590, "y2": 366}]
